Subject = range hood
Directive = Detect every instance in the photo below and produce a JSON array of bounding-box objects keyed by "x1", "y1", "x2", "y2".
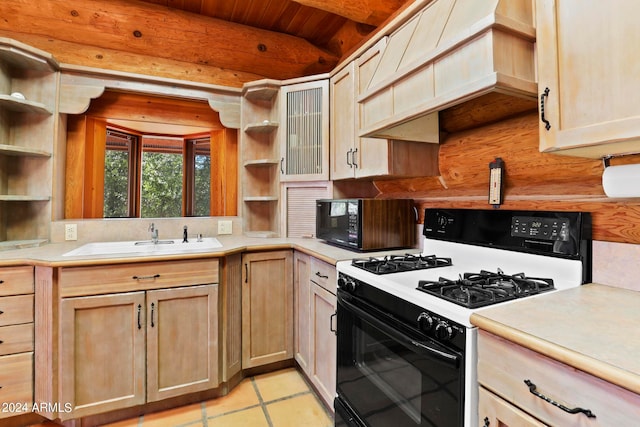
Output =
[{"x1": 358, "y1": 0, "x2": 537, "y2": 142}]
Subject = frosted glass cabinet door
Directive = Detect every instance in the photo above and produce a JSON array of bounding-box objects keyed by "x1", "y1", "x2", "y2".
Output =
[{"x1": 280, "y1": 80, "x2": 329, "y2": 181}]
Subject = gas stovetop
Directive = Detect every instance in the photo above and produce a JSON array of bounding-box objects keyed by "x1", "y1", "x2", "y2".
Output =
[
  {"x1": 416, "y1": 269, "x2": 555, "y2": 309},
  {"x1": 351, "y1": 253, "x2": 452, "y2": 274}
]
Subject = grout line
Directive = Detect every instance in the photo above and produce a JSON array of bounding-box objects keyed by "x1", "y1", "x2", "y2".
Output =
[
  {"x1": 251, "y1": 376, "x2": 274, "y2": 427},
  {"x1": 201, "y1": 401, "x2": 208, "y2": 427},
  {"x1": 205, "y1": 402, "x2": 263, "y2": 420}
]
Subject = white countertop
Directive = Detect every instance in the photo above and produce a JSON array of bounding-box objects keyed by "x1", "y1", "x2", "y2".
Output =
[{"x1": 471, "y1": 283, "x2": 640, "y2": 395}]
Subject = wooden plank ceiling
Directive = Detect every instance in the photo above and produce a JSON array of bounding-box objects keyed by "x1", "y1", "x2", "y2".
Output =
[{"x1": 0, "y1": 0, "x2": 412, "y2": 87}]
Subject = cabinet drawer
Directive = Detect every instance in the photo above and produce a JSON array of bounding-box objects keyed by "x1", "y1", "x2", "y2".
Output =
[
  {"x1": 478, "y1": 330, "x2": 640, "y2": 426},
  {"x1": 0, "y1": 352, "x2": 33, "y2": 417},
  {"x1": 0, "y1": 295, "x2": 34, "y2": 327},
  {"x1": 309, "y1": 257, "x2": 336, "y2": 294},
  {"x1": 59, "y1": 259, "x2": 219, "y2": 297},
  {"x1": 0, "y1": 266, "x2": 34, "y2": 297},
  {"x1": 0, "y1": 324, "x2": 34, "y2": 355}
]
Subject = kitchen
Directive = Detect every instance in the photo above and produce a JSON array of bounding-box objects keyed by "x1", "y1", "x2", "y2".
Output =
[{"x1": 1, "y1": 0, "x2": 640, "y2": 426}]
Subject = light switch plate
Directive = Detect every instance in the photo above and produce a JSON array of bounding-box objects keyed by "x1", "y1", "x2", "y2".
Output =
[
  {"x1": 65, "y1": 224, "x2": 78, "y2": 241},
  {"x1": 218, "y1": 220, "x2": 233, "y2": 235}
]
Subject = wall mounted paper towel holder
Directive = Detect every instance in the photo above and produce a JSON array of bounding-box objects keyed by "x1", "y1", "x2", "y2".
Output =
[{"x1": 602, "y1": 155, "x2": 640, "y2": 198}]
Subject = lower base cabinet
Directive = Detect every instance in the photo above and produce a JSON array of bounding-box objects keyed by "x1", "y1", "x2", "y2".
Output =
[
  {"x1": 60, "y1": 284, "x2": 219, "y2": 419},
  {"x1": 478, "y1": 330, "x2": 640, "y2": 427},
  {"x1": 479, "y1": 386, "x2": 547, "y2": 427},
  {"x1": 294, "y1": 252, "x2": 336, "y2": 408},
  {"x1": 309, "y1": 281, "x2": 336, "y2": 406},
  {"x1": 241, "y1": 250, "x2": 294, "y2": 368}
]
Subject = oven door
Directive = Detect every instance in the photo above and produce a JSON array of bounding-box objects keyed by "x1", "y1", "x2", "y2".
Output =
[{"x1": 336, "y1": 291, "x2": 464, "y2": 427}]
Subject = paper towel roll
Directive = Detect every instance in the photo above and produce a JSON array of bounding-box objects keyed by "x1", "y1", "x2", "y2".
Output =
[{"x1": 602, "y1": 163, "x2": 640, "y2": 197}]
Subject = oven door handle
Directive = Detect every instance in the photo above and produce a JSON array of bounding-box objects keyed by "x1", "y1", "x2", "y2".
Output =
[{"x1": 339, "y1": 295, "x2": 460, "y2": 367}]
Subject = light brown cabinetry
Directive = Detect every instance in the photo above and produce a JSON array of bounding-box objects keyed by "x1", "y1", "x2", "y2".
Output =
[
  {"x1": 537, "y1": 0, "x2": 640, "y2": 158},
  {"x1": 294, "y1": 253, "x2": 336, "y2": 408},
  {"x1": 0, "y1": 38, "x2": 58, "y2": 248},
  {"x1": 294, "y1": 252, "x2": 311, "y2": 373},
  {"x1": 241, "y1": 250, "x2": 293, "y2": 368},
  {"x1": 0, "y1": 266, "x2": 34, "y2": 419},
  {"x1": 478, "y1": 330, "x2": 640, "y2": 426},
  {"x1": 280, "y1": 79, "x2": 329, "y2": 181},
  {"x1": 330, "y1": 39, "x2": 439, "y2": 180},
  {"x1": 57, "y1": 260, "x2": 219, "y2": 420},
  {"x1": 241, "y1": 80, "x2": 281, "y2": 237},
  {"x1": 60, "y1": 292, "x2": 146, "y2": 418}
]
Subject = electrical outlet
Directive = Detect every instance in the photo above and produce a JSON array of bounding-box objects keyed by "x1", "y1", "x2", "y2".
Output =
[
  {"x1": 218, "y1": 220, "x2": 233, "y2": 235},
  {"x1": 65, "y1": 224, "x2": 78, "y2": 241}
]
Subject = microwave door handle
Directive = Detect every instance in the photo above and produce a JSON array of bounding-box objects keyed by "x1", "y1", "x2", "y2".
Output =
[{"x1": 338, "y1": 295, "x2": 459, "y2": 367}]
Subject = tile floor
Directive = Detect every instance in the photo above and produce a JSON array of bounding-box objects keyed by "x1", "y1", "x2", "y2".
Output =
[{"x1": 30, "y1": 368, "x2": 333, "y2": 427}]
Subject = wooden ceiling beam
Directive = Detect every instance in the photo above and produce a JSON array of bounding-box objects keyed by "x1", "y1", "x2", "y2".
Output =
[
  {"x1": 0, "y1": 0, "x2": 339, "y2": 81},
  {"x1": 292, "y1": 0, "x2": 407, "y2": 26}
]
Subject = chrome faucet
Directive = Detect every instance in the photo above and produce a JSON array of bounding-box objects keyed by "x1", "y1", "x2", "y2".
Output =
[{"x1": 149, "y1": 222, "x2": 159, "y2": 244}]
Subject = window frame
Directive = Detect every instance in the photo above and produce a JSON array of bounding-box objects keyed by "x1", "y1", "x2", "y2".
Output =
[{"x1": 104, "y1": 127, "x2": 212, "y2": 218}]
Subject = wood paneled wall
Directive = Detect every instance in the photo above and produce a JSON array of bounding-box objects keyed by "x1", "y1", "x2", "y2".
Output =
[{"x1": 374, "y1": 112, "x2": 640, "y2": 244}]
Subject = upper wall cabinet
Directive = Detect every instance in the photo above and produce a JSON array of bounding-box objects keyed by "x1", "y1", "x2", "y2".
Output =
[
  {"x1": 358, "y1": 0, "x2": 537, "y2": 141},
  {"x1": 331, "y1": 39, "x2": 439, "y2": 180},
  {"x1": 0, "y1": 38, "x2": 59, "y2": 249},
  {"x1": 280, "y1": 79, "x2": 329, "y2": 182},
  {"x1": 537, "y1": 0, "x2": 640, "y2": 158}
]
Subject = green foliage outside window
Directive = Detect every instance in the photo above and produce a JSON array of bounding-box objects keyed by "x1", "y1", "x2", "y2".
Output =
[
  {"x1": 104, "y1": 150, "x2": 130, "y2": 218},
  {"x1": 140, "y1": 152, "x2": 183, "y2": 218}
]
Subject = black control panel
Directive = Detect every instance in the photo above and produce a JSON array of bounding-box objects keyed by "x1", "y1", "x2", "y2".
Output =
[
  {"x1": 423, "y1": 208, "x2": 591, "y2": 262},
  {"x1": 511, "y1": 216, "x2": 570, "y2": 241}
]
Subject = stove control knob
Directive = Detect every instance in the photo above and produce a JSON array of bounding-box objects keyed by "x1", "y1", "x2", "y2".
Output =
[
  {"x1": 337, "y1": 276, "x2": 357, "y2": 293},
  {"x1": 435, "y1": 321, "x2": 454, "y2": 341},
  {"x1": 417, "y1": 312, "x2": 434, "y2": 332}
]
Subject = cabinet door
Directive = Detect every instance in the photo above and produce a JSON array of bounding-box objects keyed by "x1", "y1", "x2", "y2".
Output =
[
  {"x1": 242, "y1": 250, "x2": 294, "y2": 368},
  {"x1": 479, "y1": 386, "x2": 548, "y2": 427},
  {"x1": 294, "y1": 252, "x2": 311, "y2": 374},
  {"x1": 537, "y1": 0, "x2": 640, "y2": 157},
  {"x1": 60, "y1": 292, "x2": 146, "y2": 419},
  {"x1": 280, "y1": 80, "x2": 329, "y2": 181},
  {"x1": 330, "y1": 63, "x2": 356, "y2": 180},
  {"x1": 310, "y1": 283, "x2": 337, "y2": 408},
  {"x1": 147, "y1": 284, "x2": 219, "y2": 402},
  {"x1": 354, "y1": 37, "x2": 394, "y2": 179}
]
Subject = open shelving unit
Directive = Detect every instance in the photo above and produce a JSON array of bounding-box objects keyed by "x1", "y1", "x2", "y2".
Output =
[
  {"x1": 241, "y1": 80, "x2": 281, "y2": 237},
  {"x1": 0, "y1": 38, "x2": 58, "y2": 249}
]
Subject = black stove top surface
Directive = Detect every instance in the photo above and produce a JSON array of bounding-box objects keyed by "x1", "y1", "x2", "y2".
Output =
[
  {"x1": 416, "y1": 269, "x2": 555, "y2": 309},
  {"x1": 352, "y1": 253, "x2": 452, "y2": 275}
]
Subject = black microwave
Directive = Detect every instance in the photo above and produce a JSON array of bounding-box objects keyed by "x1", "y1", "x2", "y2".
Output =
[{"x1": 316, "y1": 199, "x2": 415, "y2": 251}]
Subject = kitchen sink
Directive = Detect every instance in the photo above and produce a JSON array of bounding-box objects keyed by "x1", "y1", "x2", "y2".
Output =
[{"x1": 62, "y1": 237, "x2": 223, "y2": 257}]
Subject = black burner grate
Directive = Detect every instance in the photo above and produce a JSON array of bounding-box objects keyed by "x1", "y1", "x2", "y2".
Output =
[
  {"x1": 416, "y1": 269, "x2": 555, "y2": 308},
  {"x1": 352, "y1": 254, "x2": 452, "y2": 275}
]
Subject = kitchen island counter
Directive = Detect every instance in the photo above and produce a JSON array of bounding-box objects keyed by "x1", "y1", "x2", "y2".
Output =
[{"x1": 471, "y1": 283, "x2": 640, "y2": 395}]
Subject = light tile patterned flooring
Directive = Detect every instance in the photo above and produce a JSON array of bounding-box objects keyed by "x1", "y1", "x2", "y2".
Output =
[{"x1": 32, "y1": 368, "x2": 333, "y2": 427}]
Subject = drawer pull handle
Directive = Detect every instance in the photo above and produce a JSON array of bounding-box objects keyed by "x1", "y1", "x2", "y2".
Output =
[
  {"x1": 0, "y1": 310, "x2": 3, "y2": 315},
  {"x1": 315, "y1": 271, "x2": 329, "y2": 279},
  {"x1": 150, "y1": 302, "x2": 155, "y2": 328},
  {"x1": 540, "y1": 87, "x2": 551, "y2": 131},
  {"x1": 330, "y1": 312, "x2": 337, "y2": 335},
  {"x1": 0, "y1": 340, "x2": 4, "y2": 344},
  {"x1": 137, "y1": 304, "x2": 142, "y2": 330},
  {"x1": 524, "y1": 379, "x2": 596, "y2": 418},
  {"x1": 0, "y1": 280, "x2": 4, "y2": 284},
  {"x1": 132, "y1": 274, "x2": 160, "y2": 280},
  {"x1": 244, "y1": 263, "x2": 249, "y2": 283}
]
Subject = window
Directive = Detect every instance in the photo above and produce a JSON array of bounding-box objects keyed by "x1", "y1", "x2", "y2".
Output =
[
  {"x1": 104, "y1": 128, "x2": 211, "y2": 218},
  {"x1": 104, "y1": 129, "x2": 136, "y2": 218}
]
